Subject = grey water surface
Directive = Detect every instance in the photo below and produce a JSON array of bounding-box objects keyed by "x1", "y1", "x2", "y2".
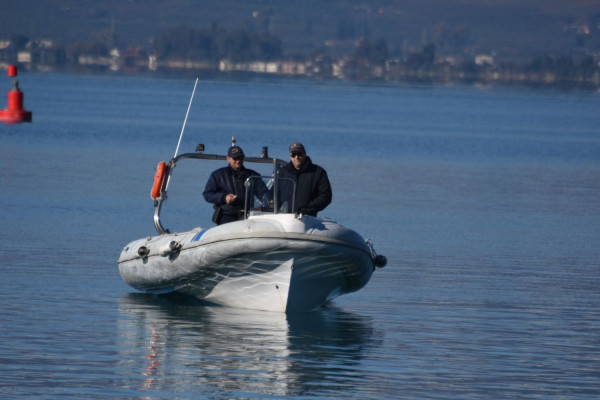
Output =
[{"x1": 1, "y1": 73, "x2": 599, "y2": 399}]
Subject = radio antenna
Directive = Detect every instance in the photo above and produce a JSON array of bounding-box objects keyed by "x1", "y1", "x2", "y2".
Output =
[{"x1": 174, "y1": 77, "x2": 199, "y2": 159}]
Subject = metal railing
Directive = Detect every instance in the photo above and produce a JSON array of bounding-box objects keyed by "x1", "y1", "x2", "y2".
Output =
[{"x1": 152, "y1": 148, "x2": 291, "y2": 235}]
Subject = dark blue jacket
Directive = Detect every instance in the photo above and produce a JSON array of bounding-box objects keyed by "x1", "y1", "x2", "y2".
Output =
[
  {"x1": 277, "y1": 156, "x2": 332, "y2": 216},
  {"x1": 203, "y1": 165, "x2": 265, "y2": 222}
]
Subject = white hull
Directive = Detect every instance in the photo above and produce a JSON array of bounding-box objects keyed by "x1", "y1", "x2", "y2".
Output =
[{"x1": 118, "y1": 214, "x2": 377, "y2": 312}]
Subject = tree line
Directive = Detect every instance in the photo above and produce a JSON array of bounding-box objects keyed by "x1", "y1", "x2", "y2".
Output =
[
  {"x1": 3, "y1": 24, "x2": 283, "y2": 63},
  {"x1": 153, "y1": 24, "x2": 282, "y2": 62}
]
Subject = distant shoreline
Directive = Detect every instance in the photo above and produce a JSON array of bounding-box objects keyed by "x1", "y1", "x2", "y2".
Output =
[{"x1": 7, "y1": 61, "x2": 600, "y2": 92}]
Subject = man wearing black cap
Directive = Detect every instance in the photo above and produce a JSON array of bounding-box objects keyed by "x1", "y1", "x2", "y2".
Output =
[
  {"x1": 277, "y1": 142, "x2": 332, "y2": 216},
  {"x1": 203, "y1": 145, "x2": 267, "y2": 224}
]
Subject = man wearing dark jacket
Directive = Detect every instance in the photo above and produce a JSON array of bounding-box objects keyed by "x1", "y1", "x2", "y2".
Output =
[
  {"x1": 277, "y1": 142, "x2": 332, "y2": 216},
  {"x1": 203, "y1": 145, "x2": 267, "y2": 224}
]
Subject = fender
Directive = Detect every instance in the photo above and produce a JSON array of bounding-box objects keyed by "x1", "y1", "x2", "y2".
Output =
[{"x1": 150, "y1": 161, "x2": 167, "y2": 199}]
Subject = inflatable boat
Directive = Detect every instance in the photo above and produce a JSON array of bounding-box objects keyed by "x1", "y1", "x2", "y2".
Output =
[{"x1": 118, "y1": 143, "x2": 386, "y2": 312}]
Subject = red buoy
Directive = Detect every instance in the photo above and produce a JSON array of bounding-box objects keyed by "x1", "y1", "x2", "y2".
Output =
[
  {"x1": 0, "y1": 65, "x2": 33, "y2": 124},
  {"x1": 7, "y1": 65, "x2": 17, "y2": 77}
]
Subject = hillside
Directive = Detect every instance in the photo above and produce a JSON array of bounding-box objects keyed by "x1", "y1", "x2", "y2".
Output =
[{"x1": 2, "y1": 0, "x2": 599, "y2": 62}]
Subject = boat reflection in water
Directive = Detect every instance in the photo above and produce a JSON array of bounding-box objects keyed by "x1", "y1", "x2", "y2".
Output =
[{"x1": 117, "y1": 293, "x2": 378, "y2": 396}]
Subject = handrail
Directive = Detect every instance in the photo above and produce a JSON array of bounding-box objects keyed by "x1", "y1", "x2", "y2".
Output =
[
  {"x1": 153, "y1": 150, "x2": 289, "y2": 235},
  {"x1": 171, "y1": 152, "x2": 288, "y2": 167}
]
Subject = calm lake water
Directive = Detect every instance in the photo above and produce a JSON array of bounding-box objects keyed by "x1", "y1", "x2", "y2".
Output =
[{"x1": 1, "y1": 73, "x2": 599, "y2": 399}]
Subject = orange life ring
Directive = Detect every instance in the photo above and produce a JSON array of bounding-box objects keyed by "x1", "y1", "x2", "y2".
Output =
[{"x1": 151, "y1": 161, "x2": 167, "y2": 199}]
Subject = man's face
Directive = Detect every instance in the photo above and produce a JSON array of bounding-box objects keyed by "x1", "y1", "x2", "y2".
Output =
[
  {"x1": 290, "y1": 151, "x2": 305, "y2": 170},
  {"x1": 227, "y1": 156, "x2": 244, "y2": 170}
]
